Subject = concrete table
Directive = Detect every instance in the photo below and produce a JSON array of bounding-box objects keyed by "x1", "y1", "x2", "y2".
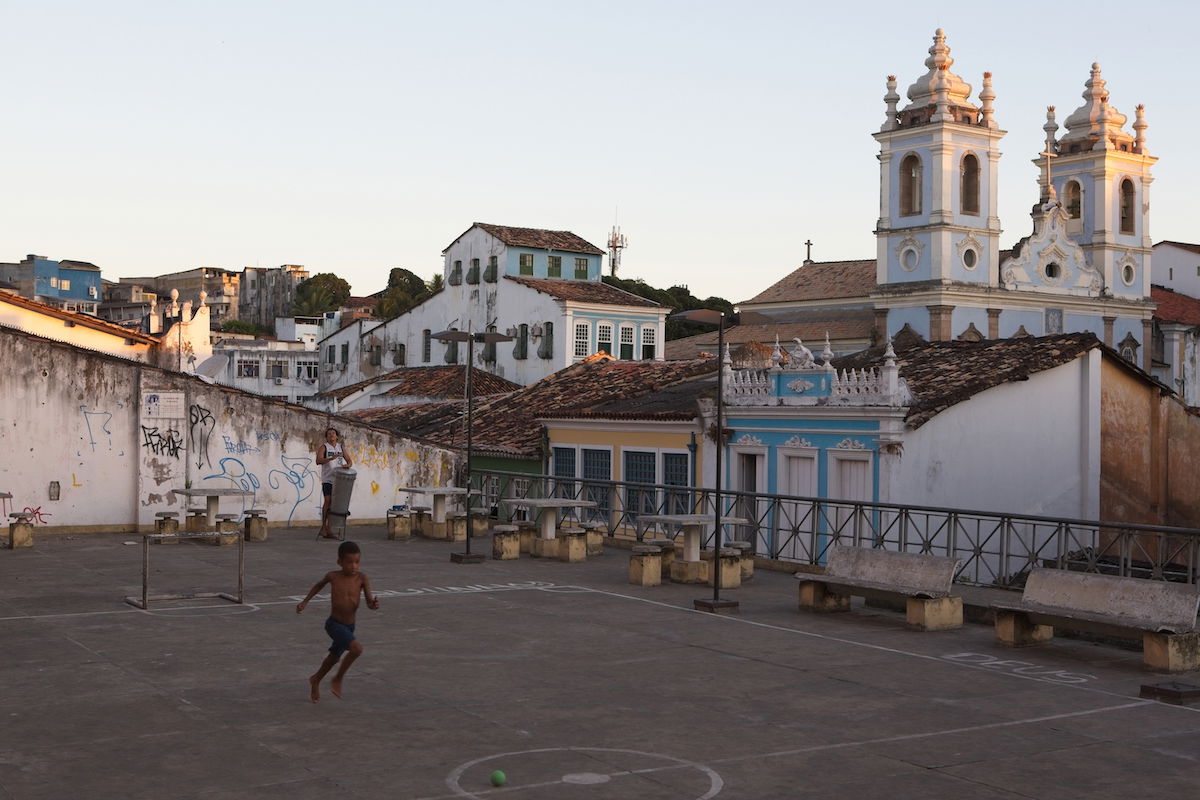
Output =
[
  {"x1": 172, "y1": 487, "x2": 254, "y2": 527},
  {"x1": 396, "y1": 487, "x2": 471, "y2": 524},
  {"x1": 501, "y1": 498, "x2": 597, "y2": 540},
  {"x1": 639, "y1": 513, "x2": 749, "y2": 565}
]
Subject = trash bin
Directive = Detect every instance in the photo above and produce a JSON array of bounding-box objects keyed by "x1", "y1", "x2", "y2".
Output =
[{"x1": 329, "y1": 467, "x2": 357, "y2": 521}]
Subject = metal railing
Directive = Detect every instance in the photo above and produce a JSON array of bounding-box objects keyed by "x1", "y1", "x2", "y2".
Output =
[{"x1": 473, "y1": 468, "x2": 1200, "y2": 589}]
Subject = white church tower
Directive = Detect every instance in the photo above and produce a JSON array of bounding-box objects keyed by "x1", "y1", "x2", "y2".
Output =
[{"x1": 872, "y1": 29, "x2": 1006, "y2": 341}]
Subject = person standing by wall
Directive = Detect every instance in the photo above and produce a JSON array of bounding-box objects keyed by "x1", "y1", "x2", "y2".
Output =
[{"x1": 316, "y1": 427, "x2": 353, "y2": 539}]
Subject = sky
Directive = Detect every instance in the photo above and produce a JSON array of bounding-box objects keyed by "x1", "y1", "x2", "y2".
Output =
[{"x1": 4, "y1": 0, "x2": 1196, "y2": 303}]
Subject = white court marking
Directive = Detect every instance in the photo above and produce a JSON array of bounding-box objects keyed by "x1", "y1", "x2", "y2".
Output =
[{"x1": 440, "y1": 746, "x2": 723, "y2": 800}]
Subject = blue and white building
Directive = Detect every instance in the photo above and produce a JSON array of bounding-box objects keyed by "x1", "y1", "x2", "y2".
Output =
[
  {"x1": 318, "y1": 223, "x2": 667, "y2": 395},
  {"x1": 0, "y1": 254, "x2": 103, "y2": 315}
]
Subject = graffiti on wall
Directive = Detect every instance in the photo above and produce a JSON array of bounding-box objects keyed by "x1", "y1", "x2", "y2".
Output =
[
  {"x1": 141, "y1": 425, "x2": 183, "y2": 458},
  {"x1": 22, "y1": 506, "x2": 52, "y2": 525},
  {"x1": 189, "y1": 404, "x2": 215, "y2": 469},
  {"x1": 80, "y1": 405, "x2": 115, "y2": 454},
  {"x1": 268, "y1": 453, "x2": 319, "y2": 525},
  {"x1": 222, "y1": 436, "x2": 261, "y2": 455},
  {"x1": 204, "y1": 457, "x2": 260, "y2": 516}
]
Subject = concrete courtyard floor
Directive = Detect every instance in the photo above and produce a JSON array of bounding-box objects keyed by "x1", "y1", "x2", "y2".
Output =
[{"x1": 3, "y1": 527, "x2": 1200, "y2": 800}]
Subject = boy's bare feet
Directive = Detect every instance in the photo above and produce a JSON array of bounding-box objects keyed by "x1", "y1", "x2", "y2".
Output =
[
  {"x1": 330, "y1": 677, "x2": 344, "y2": 699},
  {"x1": 309, "y1": 676, "x2": 321, "y2": 703}
]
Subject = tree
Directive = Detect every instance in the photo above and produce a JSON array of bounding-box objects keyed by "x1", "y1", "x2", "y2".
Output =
[
  {"x1": 428, "y1": 273, "x2": 444, "y2": 293},
  {"x1": 601, "y1": 276, "x2": 732, "y2": 340},
  {"x1": 292, "y1": 273, "x2": 351, "y2": 316},
  {"x1": 376, "y1": 268, "x2": 434, "y2": 320},
  {"x1": 220, "y1": 319, "x2": 268, "y2": 335}
]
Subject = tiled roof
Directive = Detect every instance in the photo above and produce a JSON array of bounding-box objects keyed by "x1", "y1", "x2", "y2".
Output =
[
  {"x1": 740, "y1": 259, "x2": 876, "y2": 305},
  {"x1": 453, "y1": 223, "x2": 605, "y2": 256},
  {"x1": 1155, "y1": 240, "x2": 1200, "y2": 255},
  {"x1": 833, "y1": 332, "x2": 1105, "y2": 429},
  {"x1": 664, "y1": 311, "x2": 875, "y2": 360},
  {"x1": 319, "y1": 366, "x2": 521, "y2": 401},
  {"x1": 542, "y1": 373, "x2": 715, "y2": 421},
  {"x1": 349, "y1": 357, "x2": 714, "y2": 457},
  {"x1": 0, "y1": 291, "x2": 159, "y2": 344},
  {"x1": 505, "y1": 276, "x2": 662, "y2": 307},
  {"x1": 1152, "y1": 285, "x2": 1200, "y2": 326}
]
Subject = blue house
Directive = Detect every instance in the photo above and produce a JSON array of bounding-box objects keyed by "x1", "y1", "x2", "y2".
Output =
[{"x1": 0, "y1": 254, "x2": 102, "y2": 315}]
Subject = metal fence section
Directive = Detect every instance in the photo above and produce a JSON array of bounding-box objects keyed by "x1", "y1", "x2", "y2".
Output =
[{"x1": 474, "y1": 468, "x2": 1200, "y2": 588}]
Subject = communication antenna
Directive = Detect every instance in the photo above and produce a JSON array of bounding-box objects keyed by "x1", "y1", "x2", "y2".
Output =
[{"x1": 607, "y1": 225, "x2": 628, "y2": 277}]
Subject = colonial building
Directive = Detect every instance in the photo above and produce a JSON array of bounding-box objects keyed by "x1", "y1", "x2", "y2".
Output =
[{"x1": 317, "y1": 223, "x2": 668, "y2": 396}]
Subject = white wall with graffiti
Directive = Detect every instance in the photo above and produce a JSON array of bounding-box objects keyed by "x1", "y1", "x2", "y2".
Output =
[{"x1": 1, "y1": 325, "x2": 460, "y2": 532}]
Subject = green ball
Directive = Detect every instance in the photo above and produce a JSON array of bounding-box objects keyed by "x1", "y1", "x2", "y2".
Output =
[{"x1": 489, "y1": 770, "x2": 506, "y2": 787}]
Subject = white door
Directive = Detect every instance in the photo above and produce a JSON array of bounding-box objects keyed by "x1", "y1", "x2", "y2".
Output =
[
  {"x1": 830, "y1": 455, "x2": 872, "y2": 545},
  {"x1": 777, "y1": 454, "x2": 817, "y2": 560}
]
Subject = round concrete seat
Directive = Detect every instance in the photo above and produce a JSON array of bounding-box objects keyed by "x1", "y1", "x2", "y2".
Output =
[
  {"x1": 154, "y1": 511, "x2": 180, "y2": 519},
  {"x1": 632, "y1": 544, "x2": 662, "y2": 555},
  {"x1": 216, "y1": 513, "x2": 239, "y2": 521},
  {"x1": 9, "y1": 512, "x2": 33, "y2": 521},
  {"x1": 727, "y1": 541, "x2": 752, "y2": 553},
  {"x1": 243, "y1": 509, "x2": 266, "y2": 517},
  {"x1": 492, "y1": 524, "x2": 519, "y2": 532}
]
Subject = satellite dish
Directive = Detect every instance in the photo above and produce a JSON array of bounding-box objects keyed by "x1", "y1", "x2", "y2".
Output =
[{"x1": 195, "y1": 354, "x2": 229, "y2": 378}]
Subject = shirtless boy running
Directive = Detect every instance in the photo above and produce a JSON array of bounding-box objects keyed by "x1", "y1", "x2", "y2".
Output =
[{"x1": 296, "y1": 540, "x2": 380, "y2": 701}]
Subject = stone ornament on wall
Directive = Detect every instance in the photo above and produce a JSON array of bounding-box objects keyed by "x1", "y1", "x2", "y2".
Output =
[
  {"x1": 786, "y1": 378, "x2": 815, "y2": 393},
  {"x1": 782, "y1": 436, "x2": 814, "y2": 448},
  {"x1": 835, "y1": 438, "x2": 867, "y2": 450},
  {"x1": 895, "y1": 235, "x2": 924, "y2": 272},
  {"x1": 736, "y1": 434, "x2": 765, "y2": 446},
  {"x1": 1001, "y1": 200, "x2": 1101, "y2": 294}
]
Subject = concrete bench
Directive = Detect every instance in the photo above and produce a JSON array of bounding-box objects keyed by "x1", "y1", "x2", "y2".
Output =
[
  {"x1": 491, "y1": 524, "x2": 520, "y2": 560},
  {"x1": 242, "y1": 509, "x2": 268, "y2": 542},
  {"x1": 8, "y1": 512, "x2": 34, "y2": 549},
  {"x1": 629, "y1": 545, "x2": 662, "y2": 586},
  {"x1": 992, "y1": 569, "x2": 1200, "y2": 672},
  {"x1": 795, "y1": 546, "x2": 963, "y2": 631}
]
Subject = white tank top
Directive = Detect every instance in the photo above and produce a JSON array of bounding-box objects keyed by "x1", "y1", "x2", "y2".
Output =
[{"x1": 320, "y1": 442, "x2": 344, "y2": 483}]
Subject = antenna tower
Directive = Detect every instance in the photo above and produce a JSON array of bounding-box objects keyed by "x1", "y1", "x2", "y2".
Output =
[{"x1": 607, "y1": 225, "x2": 628, "y2": 277}]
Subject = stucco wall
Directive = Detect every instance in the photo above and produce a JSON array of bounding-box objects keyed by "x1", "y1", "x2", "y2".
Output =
[
  {"x1": 886, "y1": 355, "x2": 1099, "y2": 518},
  {"x1": 0, "y1": 327, "x2": 459, "y2": 533}
]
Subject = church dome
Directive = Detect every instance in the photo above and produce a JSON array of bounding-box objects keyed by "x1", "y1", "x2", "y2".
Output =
[
  {"x1": 902, "y1": 29, "x2": 978, "y2": 116},
  {"x1": 1059, "y1": 63, "x2": 1133, "y2": 149}
]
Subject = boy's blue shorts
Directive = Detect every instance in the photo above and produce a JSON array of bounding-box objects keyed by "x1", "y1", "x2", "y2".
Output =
[{"x1": 325, "y1": 617, "x2": 356, "y2": 656}]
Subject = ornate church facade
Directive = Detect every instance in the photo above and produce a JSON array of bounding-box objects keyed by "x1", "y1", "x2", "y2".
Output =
[{"x1": 871, "y1": 29, "x2": 1156, "y2": 368}]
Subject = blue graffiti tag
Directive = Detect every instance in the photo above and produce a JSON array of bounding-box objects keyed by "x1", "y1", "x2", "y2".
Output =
[
  {"x1": 80, "y1": 406, "x2": 114, "y2": 453},
  {"x1": 268, "y1": 453, "x2": 319, "y2": 526},
  {"x1": 203, "y1": 457, "x2": 261, "y2": 519}
]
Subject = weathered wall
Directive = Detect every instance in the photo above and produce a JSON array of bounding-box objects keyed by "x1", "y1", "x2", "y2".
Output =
[
  {"x1": 0, "y1": 327, "x2": 458, "y2": 532},
  {"x1": 1165, "y1": 402, "x2": 1200, "y2": 528}
]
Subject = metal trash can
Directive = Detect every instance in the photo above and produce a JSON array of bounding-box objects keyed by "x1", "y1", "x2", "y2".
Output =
[{"x1": 329, "y1": 467, "x2": 357, "y2": 521}]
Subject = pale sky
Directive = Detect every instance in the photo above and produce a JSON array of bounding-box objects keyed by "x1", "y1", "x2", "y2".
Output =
[{"x1": 5, "y1": 0, "x2": 1195, "y2": 302}]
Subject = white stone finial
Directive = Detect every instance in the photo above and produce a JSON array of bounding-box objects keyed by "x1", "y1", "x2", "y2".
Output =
[
  {"x1": 169, "y1": 288, "x2": 180, "y2": 315},
  {"x1": 1134, "y1": 103, "x2": 1148, "y2": 153},
  {"x1": 978, "y1": 71, "x2": 996, "y2": 128},
  {"x1": 198, "y1": 290, "x2": 208, "y2": 307},
  {"x1": 882, "y1": 74, "x2": 900, "y2": 131},
  {"x1": 771, "y1": 335, "x2": 783, "y2": 369},
  {"x1": 821, "y1": 333, "x2": 834, "y2": 366}
]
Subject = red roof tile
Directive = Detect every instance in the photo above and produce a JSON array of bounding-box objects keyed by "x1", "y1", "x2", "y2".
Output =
[
  {"x1": 447, "y1": 223, "x2": 605, "y2": 256},
  {"x1": 320, "y1": 365, "x2": 521, "y2": 401},
  {"x1": 505, "y1": 276, "x2": 663, "y2": 307},
  {"x1": 0, "y1": 291, "x2": 158, "y2": 344},
  {"x1": 1152, "y1": 285, "x2": 1200, "y2": 326},
  {"x1": 740, "y1": 259, "x2": 876, "y2": 305},
  {"x1": 664, "y1": 312, "x2": 875, "y2": 360}
]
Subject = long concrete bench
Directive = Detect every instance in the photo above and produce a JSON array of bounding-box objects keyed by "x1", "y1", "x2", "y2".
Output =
[
  {"x1": 795, "y1": 546, "x2": 963, "y2": 631},
  {"x1": 992, "y1": 569, "x2": 1200, "y2": 672}
]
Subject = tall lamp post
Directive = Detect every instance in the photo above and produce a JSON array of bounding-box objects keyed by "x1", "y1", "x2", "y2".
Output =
[
  {"x1": 433, "y1": 325, "x2": 513, "y2": 564},
  {"x1": 670, "y1": 308, "x2": 736, "y2": 613}
]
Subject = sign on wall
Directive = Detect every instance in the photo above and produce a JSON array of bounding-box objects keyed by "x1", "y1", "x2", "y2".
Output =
[{"x1": 144, "y1": 391, "x2": 186, "y2": 419}]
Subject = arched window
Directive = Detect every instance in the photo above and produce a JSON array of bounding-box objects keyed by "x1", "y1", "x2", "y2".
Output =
[
  {"x1": 900, "y1": 154, "x2": 922, "y2": 216},
  {"x1": 1065, "y1": 181, "x2": 1082, "y2": 219},
  {"x1": 960, "y1": 154, "x2": 979, "y2": 215},
  {"x1": 1119, "y1": 179, "x2": 1136, "y2": 234}
]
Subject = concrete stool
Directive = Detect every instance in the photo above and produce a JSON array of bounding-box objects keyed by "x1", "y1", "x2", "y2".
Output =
[
  {"x1": 648, "y1": 538, "x2": 676, "y2": 578},
  {"x1": 8, "y1": 512, "x2": 34, "y2": 549},
  {"x1": 707, "y1": 548, "x2": 742, "y2": 589},
  {"x1": 185, "y1": 508, "x2": 208, "y2": 533},
  {"x1": 215, "y1": 513, "x2": 240, "y2": 532},
  {"x1": 581, "y1": 521, "x2": 606, "y2": 556},
  {"x1": 386, "y1": 508, "x2": 411, "y2": 541},
  {"x1": 516, "y1": 521, "x2": 538, "y2": 554},
  {"x1": 558, "y1": 528, "x2": 587, "y2": 563},
  {"x1": 409, "y1": 506, "x2": 432, "y2": 538},
  {"x1": 629, "y1": 545, "x2": 662, "y2": 586},
  {"x1": 727, "y1": 540, "x2": 754, "y2": 581},
  {"x1": 470, "y1": 514, "x2": 490, "y2": 538},
  {"x1": 529, "y1": 536, "x2": 558, "y2": 559},
  {"x1": 154, "y1": 511, "x2": 180, "y2": 543},
  {"x1": 446, "y1": 511, "x2": 467, "y2": 542},
  {"x1": 491, "y1": 524, "x2": 520, "y2": 560},
  {"x1": 243, "y1": 509, "x2": 268, "y2": 542}
]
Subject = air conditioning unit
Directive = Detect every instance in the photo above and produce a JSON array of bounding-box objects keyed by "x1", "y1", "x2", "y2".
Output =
[
  {"x1": 505, "y1": 326, "x2": 518, "y2": 337},
  {"x1": 274, "y1": 377, "x2": 284, "y2": 385},
  {"x1": 530, "y1": 324, "x2": 543, "y2": 337},
  {"x1": 87, "y1": 285, "x2": 98, "y2": 298}
]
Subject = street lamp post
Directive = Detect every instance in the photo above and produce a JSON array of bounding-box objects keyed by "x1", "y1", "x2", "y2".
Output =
[
  {"x1": 433, "y1": 325, "x2": 513, "y2": 564},
  {"x1": 669, "y1": 308, "x2": 739, "y2": 614}
]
